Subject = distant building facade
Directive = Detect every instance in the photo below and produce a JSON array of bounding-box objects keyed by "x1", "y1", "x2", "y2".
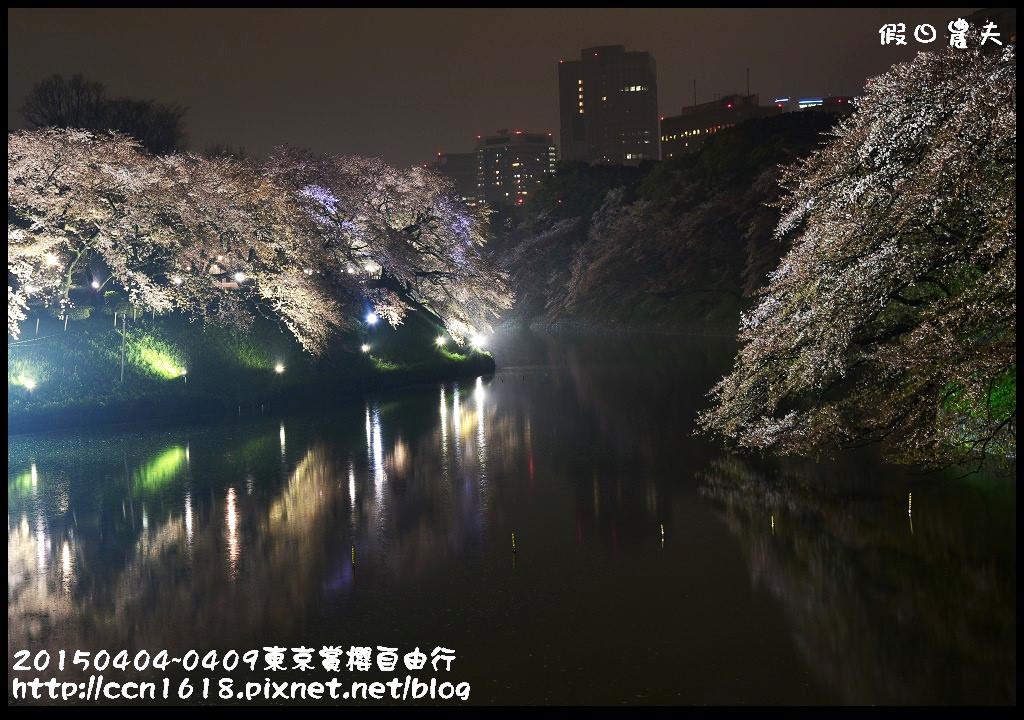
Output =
[
  {"x1": 475, "y1": 130, "x2": 556, "y2": 205},
  {"x1": 769, "y1": 95, "x2": 854, "y2": 116},
  {"x1": 660, "y1": 93, "x2": 853, "y2": 159},
  {"x1": 431, "y1": 152, "x2": 477, "y2": 203},
  {"x1": 558, "y1": 44, "x2": 659, "y2": 165}
]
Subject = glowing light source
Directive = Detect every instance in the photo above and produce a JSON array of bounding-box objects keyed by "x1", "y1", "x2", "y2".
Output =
[
  {"x1": 361, "y1": 344, "x2": 371, "y2": 353},
  {"x1": 435, "y1": 336, "x2": 446, "y2": 346},
  {"x1": 23, "y1": 377, "x2": 37, "y2": 391},
  {"x1": 91, "y1": 280, "x2": 100, "y2": 289},
  {"x1": 233, "y1": 272, "x2": 246, "y2": 283},
  {"x1": 44, "y1": 253, "x2": 59, "y2": 266},
  {"x1": 274, "y1": 363, "x2": 285, "y2": 374},
  {"x1": 470, "y1": 334, "x2": 486, "y2": 349},
  {"x1": 171, "y1": 275, "x2": 183, "y2": 285},
  {"x1": 365, "y1": 312, "x2": 378, "y2": 325}
]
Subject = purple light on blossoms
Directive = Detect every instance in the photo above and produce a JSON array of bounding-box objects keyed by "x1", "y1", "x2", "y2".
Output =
[{"x1": 301, "y1": 184, "x2": 339, "y2": 224}]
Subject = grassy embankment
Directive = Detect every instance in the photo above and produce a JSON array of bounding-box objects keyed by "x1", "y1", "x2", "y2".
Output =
[{"x1": 8, "y1": 300, "x2": 492, "y2": 434}]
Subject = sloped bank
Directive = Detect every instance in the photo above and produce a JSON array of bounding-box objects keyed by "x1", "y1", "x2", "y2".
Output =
[{"x1": 8, "y1": 303, "x2": 494, "y2": 435}]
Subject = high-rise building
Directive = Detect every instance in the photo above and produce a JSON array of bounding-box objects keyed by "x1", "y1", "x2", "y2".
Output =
[
  {"x1": 431, "y1": 152, "x2": 478, "y2": 203},
  {"x1": 475, "y1": 130, "x2": 556, "y2": 205},
  {"x1": 558, "y1": 45, "x2": 659, "y2": 165}
]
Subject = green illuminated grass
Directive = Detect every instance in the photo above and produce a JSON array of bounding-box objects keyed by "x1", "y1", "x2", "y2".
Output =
[
  {"x1": 129, "y1": 335, "x2": 186, "y2": 379},
  {"x1": 9, "y1": 303, "x2": 494, "y2": 433}
]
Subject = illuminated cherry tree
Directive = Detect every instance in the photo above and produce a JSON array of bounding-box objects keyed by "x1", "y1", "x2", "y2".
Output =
[
  {"x1": 8, "y1": 129, "x2": 176, "y2": 336},
  {"x1": 267, "y1": 148, "x2": 513, "y2": 342},
  {"x1": 9, "y1": 129, "x2": 510, "y2": 352},
  {"x1": 7, "y1": 129, "x2": 341, "y2": 352},
  {"x1": 699, "y1": 43, "x2": 1016, "y2": 469}
]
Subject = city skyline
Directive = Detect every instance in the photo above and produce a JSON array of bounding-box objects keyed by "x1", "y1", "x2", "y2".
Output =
[{"x1": 8, "y1": 8, "x2": 976, "y2": 168}]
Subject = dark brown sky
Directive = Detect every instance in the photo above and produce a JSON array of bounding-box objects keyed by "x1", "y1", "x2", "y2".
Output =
[{"x1": 8, "y1": 8, "x2": 977, "y2": 168}]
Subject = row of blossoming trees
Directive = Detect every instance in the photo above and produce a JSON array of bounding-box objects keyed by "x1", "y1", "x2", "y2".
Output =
[
  {"x1": 8, "y1": 129, "x2": 512, "y2": 354},
  {"x1": 699, "y1": 43, "x2": 1016, "y2": 470}
]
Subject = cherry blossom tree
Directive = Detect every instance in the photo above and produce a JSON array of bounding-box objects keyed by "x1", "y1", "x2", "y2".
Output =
[
  {"x1": 698, "y1": 43, "x2": 1016, "y2": 469},
  {"x1": 7, "y1": 129, "x2": 341, "y2": 353},
  {"x1": 9, "y1": 129, "x2": 511, "y2": 352},
  {"x1": 267, "y1": 147, "x2": 512, "y2": 342}
]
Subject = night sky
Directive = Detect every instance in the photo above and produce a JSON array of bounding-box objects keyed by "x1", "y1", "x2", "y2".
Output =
[{"x1": 8, "y1": 8, "x2": 976, "y2": 168}]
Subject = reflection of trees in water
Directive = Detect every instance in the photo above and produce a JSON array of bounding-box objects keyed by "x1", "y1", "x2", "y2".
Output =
[
  {"x1": 8, "y1": 445, "x2": 342, "y2": 663},
  {"x1": 698, "y1": 454, "x2": 1016, "y2": 704},
  {"x1": 8, "y1": 385, "x2": 511, "y2": 668},
  {"x1": 508, "y1": 332, "x2": 736, "y2": 546}
]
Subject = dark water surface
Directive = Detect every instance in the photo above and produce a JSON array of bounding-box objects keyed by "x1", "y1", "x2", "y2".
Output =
[{"x1": 8, "y1": 331, "x2": 1016, "y2": 705}]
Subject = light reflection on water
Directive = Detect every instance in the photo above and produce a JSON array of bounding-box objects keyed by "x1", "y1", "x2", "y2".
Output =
[{"x1": 7, "y1": 331, "x2": 1017, "y2": 705}]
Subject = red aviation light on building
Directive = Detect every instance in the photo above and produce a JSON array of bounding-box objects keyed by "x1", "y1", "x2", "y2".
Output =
[
  {"x1": 778, "y1": 103, "x2": 783, "y2": 108},
  {"x1": 727, "y1": 103, "x2": 732, "y2": 108},
  {"x1": 476, "y1": 135, "x2": 481, "y2": 139},
  {"x1": 837, "y1": 98, "x2": 843, "y2": 102},
  {"x1": 514, "y1": 131, "x2": 522, "y2": 135},
  {"x1": 593, "y1": 52, "x2": 598, "y2": 56},
  {"x1": 517, "y1": 197, "x2": 524, "y2": 204}
]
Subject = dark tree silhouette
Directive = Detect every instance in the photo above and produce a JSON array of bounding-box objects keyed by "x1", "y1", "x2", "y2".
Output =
[{"x1": 19, "y1": 73, "x2": 187, "y2": 154}]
